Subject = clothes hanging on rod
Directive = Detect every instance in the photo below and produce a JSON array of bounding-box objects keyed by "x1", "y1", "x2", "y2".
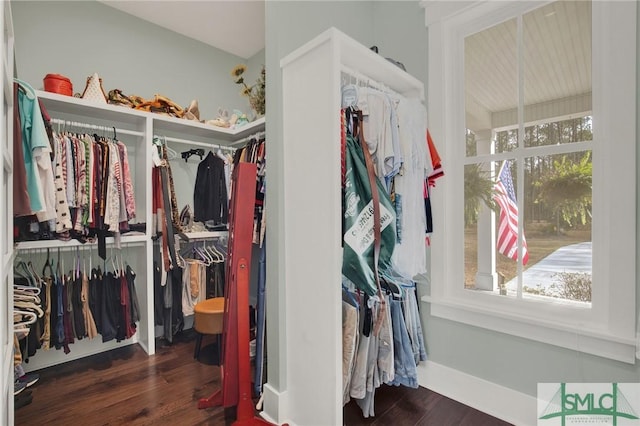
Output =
[
  {"x1": 233, "y1": 137, "x2": 266, "y2": 246},
  {"x1": 14, "y1": 90, "x2": 140, "y2": 258},
  {"x1": 14, "y1": 79, "x2": 57, "y2": 224},
  {"x1": 340, "y1": 76, "x2": 430, "y2": 420},
  {"x1": 342, "y1": 280, "x2": 426, "y2": 418},
  {"x1": 175, "y1": 237, "x2": 228, "y2": 317},
  {"x1": 152, "y1": 242, "x2": 183, "y2": 344},
  {"x1": 13, "y1": 247, "x2": 140, "y2": 362},
  {"x1": 152, "y1": 137, "x2": 183, "y2": 272},
  {"x1": 340, "y1": 90, "x2": 433, "y2": 278},
  {"x1": 232, "y1": 130, "x2": 266, "y2": 147},
  {"x1": 50, "y1": 118, "x2": 144, "y2": 138}
]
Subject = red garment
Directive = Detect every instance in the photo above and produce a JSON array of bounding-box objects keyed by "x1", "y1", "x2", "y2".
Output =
[
  {"x1": 152, "y1": 165, "x2": 171, "y2": 271},
  {"x1": 120, "y1": 273, "x2": 135, "y2": 339},
  {"x1": 426, "y1": 129, "x2": 444, "y2": 186}
]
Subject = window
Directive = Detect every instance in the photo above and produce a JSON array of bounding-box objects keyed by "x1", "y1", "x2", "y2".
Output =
[{"x1": 424, "y1": 0, "x2": 636, "y2": 362}]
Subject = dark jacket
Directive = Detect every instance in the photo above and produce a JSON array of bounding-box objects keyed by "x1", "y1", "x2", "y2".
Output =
[{"x1": 193, "y1": 151, "x2": 228, "y2": 224}]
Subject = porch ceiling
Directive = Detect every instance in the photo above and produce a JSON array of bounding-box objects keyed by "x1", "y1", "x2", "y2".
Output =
[{"x1": 465, "y1": 1, "x2": 592, "y2": 131}]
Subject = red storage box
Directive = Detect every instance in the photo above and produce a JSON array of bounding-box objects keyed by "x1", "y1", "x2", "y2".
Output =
[{"x1": 43, "y1": 74, "x2": 73, "y2": 96}]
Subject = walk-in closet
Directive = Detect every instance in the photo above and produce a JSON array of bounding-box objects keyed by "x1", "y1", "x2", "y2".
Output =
[
  {"x1": 1, "y1": 1, "x2": 271, "y2": 423},
  {"x1": 3, "y1": 1, "x2": 635, "y2": 426}
]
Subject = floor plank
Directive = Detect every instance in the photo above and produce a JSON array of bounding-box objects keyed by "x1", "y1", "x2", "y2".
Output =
[
  {"x1": 16, "y1": 331, "x2": 230, "y2": 426},
  {"x1": 16, "y1": 330, "x2": 513, "y2": 426}
]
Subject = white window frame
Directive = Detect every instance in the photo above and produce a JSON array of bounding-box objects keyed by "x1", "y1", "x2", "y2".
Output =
[{"x1": 423, "y1": 0, "x2": 637, "y2": 363}]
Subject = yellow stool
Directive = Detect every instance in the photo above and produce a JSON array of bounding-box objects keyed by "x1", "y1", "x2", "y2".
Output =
[{"x1": 193, "y1": 297, "x2": 225, "y2": 362}]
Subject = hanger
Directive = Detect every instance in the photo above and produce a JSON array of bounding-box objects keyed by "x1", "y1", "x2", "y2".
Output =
[
  {"x1": 341, "y1": 83, "x2": 359, "y2": 108},
  {"x1": 14, "y1": 292, "x2": 41, "y2": 305},
  {"x1": 14, "y1": 261, "x2": 32, "y2": 286},
  {"x1": 193, "y1": 245, "x2": 211, "y2": 265},
  {"x1": 119, "y1": 252, "x2": 126, "y2": 275},
  {"x1": 208, "y1": 244, "x2": 223, "y2": 263},
  {"x1": 380, "y1": 275, "x2": 402, "y2": 300},
  {"x1": 181, "y1": 148, "x2": 205, "y2": 162},
  {"x1": 42, "y1": 248, "x2": 54, "y2": 278},
  {"x1": 13, "y1": 285, "x2": 41, "y2": 295},
  {"x1": 57, "y1": 247, "x2": 64, "y2": 282},
  {"x1": 13, "y1": 309, "x2": 38, "y2": 326},
  {"x1": 14, "y1": 300, "x2": 44, "y2": 318},
  {"x1": 110, "y1": 247, "x2": 118, "y2": 277},
  {"x1": 27, "y1": 260, "x2": 42, "y2": 285},
  {"x1": 200, "y1": 243, "x2": 214, "y2": 264}
]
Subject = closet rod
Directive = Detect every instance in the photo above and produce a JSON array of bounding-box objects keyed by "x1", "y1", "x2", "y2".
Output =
[
  {"x1": 16, "y1": 243, "x2": 143, "y2": 254},
  {"x1": 159, "y1": 135, "x2": 236, "y2": 152},
  {"x1": 232, "y1": 130, "x2": 266, "y2": 146},
  {"x1": 15, "y1": 239, "x2": 146, "y2": 252},
  {"x1": 50, "y1": 118, "x2": 144, "y2": 137},
  {"x1": 340, "y1": 64, "x2": 402, "y2": 99}
]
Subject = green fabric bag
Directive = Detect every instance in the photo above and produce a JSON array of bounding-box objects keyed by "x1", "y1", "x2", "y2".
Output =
[{"x1": 342, "y1": 133, "x2": 396, "y2": 296}]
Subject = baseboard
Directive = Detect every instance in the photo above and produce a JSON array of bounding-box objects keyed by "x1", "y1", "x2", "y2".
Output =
[
  {"x1": 417, "y1": 361, "x2": 537, "y2": 426},
  {"x1": 261, "y1": 383, "x2": 292, "y2": 426}
]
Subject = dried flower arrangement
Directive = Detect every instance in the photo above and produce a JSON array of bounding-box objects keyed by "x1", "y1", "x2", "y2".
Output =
[{"x1": 232, "y1": 64, "x2": 265, "y2": 116}]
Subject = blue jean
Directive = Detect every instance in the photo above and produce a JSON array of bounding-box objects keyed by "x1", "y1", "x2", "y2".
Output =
[{"x1": 388, "y1": 298, "x2": 418, "y2": 388}]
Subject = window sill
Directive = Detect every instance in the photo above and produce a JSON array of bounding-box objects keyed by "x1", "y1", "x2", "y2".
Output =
[{"x1": 421, "y1": 295, "x2": 637, "y2": 364}]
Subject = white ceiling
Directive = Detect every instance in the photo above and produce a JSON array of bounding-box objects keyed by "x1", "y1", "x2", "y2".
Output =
[
  {"x1": 99, "y1": 1, "x2": 265, "y2": 59},
  {"x1": 100, "y1": 0, "x2": 591, "y2": 131},
  {"x1": 465, "y1": 1, "x2": 592, "y2": 130}
]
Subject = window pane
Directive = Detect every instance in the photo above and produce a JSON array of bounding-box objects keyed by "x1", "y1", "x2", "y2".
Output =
[
  {"x1": 463, "y1": 162, "x2": 494, "y2": 288},
  {"x1": 463, "y1": 1, "x2": 594, "y2": 303},
  {"x1": 465, "y1": 18, "x2": 517, "y2": 155},
  {"x1": 505, "y1": 151, "x2": 593, "y2": 304},
  {"x1": 523, "y1": 1, "x2": 592, "y2": 147},
  {"x1": 524, "y1": 117, "x2": 592, "y2": 148}
]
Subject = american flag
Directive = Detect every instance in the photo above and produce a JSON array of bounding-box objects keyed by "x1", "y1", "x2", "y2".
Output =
[{"x1": 494, "y1": 161, "x2": 529, "y2": 265}]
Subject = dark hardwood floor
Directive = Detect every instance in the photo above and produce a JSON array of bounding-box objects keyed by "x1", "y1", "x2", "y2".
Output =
[{"x1": 15, "y1": 330, "x2": 512, "y2": 426}]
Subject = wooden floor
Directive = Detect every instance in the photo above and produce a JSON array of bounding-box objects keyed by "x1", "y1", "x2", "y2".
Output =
[{"x1": 16, "y1": 330, "x2": 512, "y2": 426}]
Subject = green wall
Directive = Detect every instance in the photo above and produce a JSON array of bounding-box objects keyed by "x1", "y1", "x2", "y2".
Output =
[
  {"x1": 11, "y1": 0, "x2": 252, "y2": 121},
  {"x1": 12, "y1": 0, "x2": 266, "y2": 217}
]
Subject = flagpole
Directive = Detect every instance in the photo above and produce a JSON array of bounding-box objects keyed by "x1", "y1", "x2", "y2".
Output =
[{"x1": 495, "y1": 160, "x2": 506, "y2": 184}]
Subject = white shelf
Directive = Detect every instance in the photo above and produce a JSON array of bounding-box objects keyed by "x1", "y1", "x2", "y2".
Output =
[
  {"x1": 153, "y1": 113, "x2": 264, "y2": 143},
  {"x1": 35, "y1": 90, "x2": 148, "y2": 127},
  {"x1": 22, "y1": 334, "x2": 139, "y2": 373},
  {"x1": 281, "y1": 27, "x2": 424, "y2": 100},
  {"x1": 15, "y1": 234, "x2": 148, "y2": 251},
  {"x1": 36, "y1": 89, "x2": 266, "y2": 144},
  {"x1": 178, "y1": 230, "x2": 228, "y2": 241}
]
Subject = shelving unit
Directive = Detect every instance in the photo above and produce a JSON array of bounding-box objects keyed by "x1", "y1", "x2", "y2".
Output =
[
  {"x1": 15, "y1": 234, "x2": 148, "y2": 250},
  {"x1": 1, "y1": 1, "x2": 14, "y2": 423},
  {"x1": 179, "y1": 231, "x2": 228, "y2": 241},
  {"x1": 266, "y1": 27, "x2": 424, "y2": 426},
  {"x1": 8, "y1": 86, "x2": 264, "y2": 374}
]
